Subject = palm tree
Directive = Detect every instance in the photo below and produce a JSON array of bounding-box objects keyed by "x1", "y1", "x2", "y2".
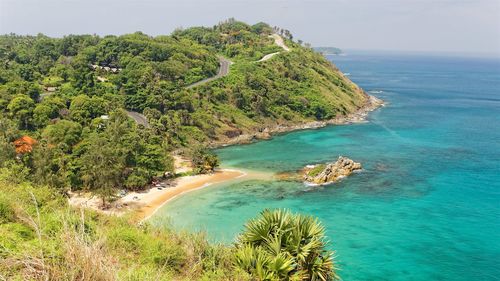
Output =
[{"x1": 235, "y1": 209, "x2": 338, "y2": 281}]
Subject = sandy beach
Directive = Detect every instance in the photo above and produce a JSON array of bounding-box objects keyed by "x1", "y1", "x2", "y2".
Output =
[
  {"x1": 69, "y1": 96, "x2": 383, "y2": 221},
  {"x1": 134, "y1": 169, "x2": 245, "y2": 221},
  {"x1": 69, "y1": 169, "x2": 246, "y2": 221}
]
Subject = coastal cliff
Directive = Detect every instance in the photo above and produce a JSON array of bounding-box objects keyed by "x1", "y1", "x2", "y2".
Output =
[{"x1": 211, "y1": 95, "x2": 383, "y2": 147}]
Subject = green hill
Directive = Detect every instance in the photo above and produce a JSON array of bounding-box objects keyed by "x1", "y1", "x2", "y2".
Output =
[
  {"x1": 0, "y1": 168, "x2": 336, "y2": 280},
  {"x1": 0, "y1": 19, "x2": 368, "y2": 194},
  {"x1": 314, "y1": 47, "x2": 343, "y2": 55},
  {"x1": 0, "y1": 19, "x2": 367, "y2": 280}
]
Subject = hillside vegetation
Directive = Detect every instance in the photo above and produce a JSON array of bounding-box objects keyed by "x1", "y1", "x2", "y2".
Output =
[
  {"x1": 0, "y1": 18, "x2": 367, "y2": 201},
  {"x1": 0, "y1": 19, "x2": 364, "y2": 280},
  {"x1": 0, "y1": 165, "x2": 337, "y2": 280},
  {"x1": 313, "y1": 47, "x2": 343, "y2": 55}
]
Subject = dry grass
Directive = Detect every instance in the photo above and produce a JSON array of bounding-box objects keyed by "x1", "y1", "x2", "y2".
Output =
[
  {"x1": 1, "y1": 200, "x2": 119, "y2": 281},
  {"x1": 57, "y1": 223, "x2": 118, "y2": 281},
  {"x1": 0, "y1": 178, "x2": 251, "y2": 281}
]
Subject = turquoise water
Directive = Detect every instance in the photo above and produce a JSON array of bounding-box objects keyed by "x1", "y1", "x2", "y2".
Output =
[{"x1": 153, "y1": 52, "x2": 500, "y2": 280}]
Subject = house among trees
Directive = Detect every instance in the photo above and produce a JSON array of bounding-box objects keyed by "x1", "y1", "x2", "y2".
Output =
[
  {"x1": 13, "y1": 136, "x2": 37, "y2": 154},
  {"x1": 90, "y1": 64, "x2": 122, "y2": 73}
]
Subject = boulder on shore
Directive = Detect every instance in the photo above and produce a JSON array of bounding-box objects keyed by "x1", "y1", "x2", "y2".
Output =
[{"x1": 304, "y1": 156, "x2": 362, "y2": 185}]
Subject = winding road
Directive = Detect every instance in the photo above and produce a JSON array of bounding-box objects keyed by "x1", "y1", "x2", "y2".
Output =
[
  {"x1": 126, "y1": 110, "x2": 150, "y2": 128},
  {"x1": 270, "y1": 34, "x2": 290, "y2": 51},
  {"x1": 257, "y1": 34, "x2": 290, "y2": 62},
  {"x1": 42, "y1": 35, "x2": 289, "y2": 128},
  {"x1": 127, "y1": 56, "x2": 232, "y2": 126},
  {"x1": 185, "y1": 56, "x2": 232, "y2": 89}
]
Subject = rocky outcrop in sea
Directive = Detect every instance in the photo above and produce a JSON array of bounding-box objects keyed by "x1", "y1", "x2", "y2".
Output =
[{"x1": 304, "y1": 156, "x2": 362, "y2": 185}]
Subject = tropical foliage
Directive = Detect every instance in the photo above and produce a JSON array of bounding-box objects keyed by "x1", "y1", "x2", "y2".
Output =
[
  {"x1": 0, "y1": 19, "x2": 366, "y2": 201},
  {"x1": 0, "y1": 170, "x2": 338, "y2": 280},
  {"x1": 0, "y1": 167, "x2": 248, "y2": 280},
  {"x1": 235, "y1": 209, "x2": 337, "y2": 281}
]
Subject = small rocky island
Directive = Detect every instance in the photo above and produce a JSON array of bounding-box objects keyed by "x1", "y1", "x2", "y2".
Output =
[{"x1": 304, "y1": 156, "x2": 362, "y2": 185}]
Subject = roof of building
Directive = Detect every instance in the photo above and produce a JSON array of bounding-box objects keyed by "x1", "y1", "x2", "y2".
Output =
[{"x1": 13, "y1": 136, "x2": 37, "y2": 154}]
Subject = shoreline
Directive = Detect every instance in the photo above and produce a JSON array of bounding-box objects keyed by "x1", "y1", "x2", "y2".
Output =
[
  {"x1": 136, "y1": 169, "x2": 245, "y2": 221},
  {"x1": 69, "y1": 95, "x2": 383, "y2": 221},
  {"x1": 209, "y1": 95, "x2": 384, "y2": 148},
  {"x1": 69, "y1": 169, "x2": 246, "y2": 221},
  {"x1": 136, "y1": 95, "x2": 382, "y2": 219}
]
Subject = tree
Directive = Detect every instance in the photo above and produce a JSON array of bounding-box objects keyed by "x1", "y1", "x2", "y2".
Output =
[
  {"x1": 79, "y1": 133, "x2": 124, "y2": 207},
  {"x1": 251, "y1": 22, "x2": 273, "y2": 34},
  {"x1": 7, "y1": 94, "x2": 35, "y2": 129},
  {"x1": 0, "y1": 117, "x2": 19, "y2": 166},
  {"x1": 235, "y1": 209, "x2": 337, "y2": 281},
  {"x1": 33, "y1": 97, "x2": 66, "y2": 128},
  {"x1": 42, "y1": 120, "x2": 82, "y2": 151},
  {"x1": 31, "y1": 142, "x2": 71, "y2": 190},
  {"x1": 191, "y1": 147, "x2": 219, "y2": 173},
  {"x1": 33, "y1": 104, "x2": 53, "y2": 128},
  {"x1": 0, "y1": 137, "x2": 16, "y2": 167},
  {"x1": 69, "y1": 95, "x2": 107, "y2": 124}
]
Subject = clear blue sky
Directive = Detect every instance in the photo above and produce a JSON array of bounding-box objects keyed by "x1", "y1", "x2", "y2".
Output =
[{"x1": 1, "y1": 0, "x2": 499, "y2": 56}]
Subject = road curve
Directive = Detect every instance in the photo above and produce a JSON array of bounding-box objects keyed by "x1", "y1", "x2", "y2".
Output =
[
  {"x1": 257, "y1": 51, "x2": 281, "y2": 62},
  {"x1": 257, "y1": 34, "x2": 291, "y2": 62},
  {"x1": 126, "y1": 110, "x2": 150, "y2": 128},
  {"x1": 185, "y1": 56, "x2": 232, "y2": 89},
  {"x1": 270, "y1": 34, "x2": 290, "y2": 52},
  {"x1": 127, "y1": 56, "x2": 231, "y2": 126}
]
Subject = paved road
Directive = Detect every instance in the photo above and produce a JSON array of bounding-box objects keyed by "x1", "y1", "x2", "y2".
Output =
[
  {"x1": 126, "y1": 110, "x2": 150, "y2": 128},
  {"x1": 40, "y1": 42, "x2": 282, "y2": 128},
  {"x1": 257, "y1": 51, "x2": 281, "y2": 62},
  {"x1": 257, "y1": 34, "x2": 291, "y2": 62},
  {"x1": 185, "y1": 56, "x2": 232, "y2": 89},
  {"x1": 271, "y1": 34, "x2": 290, "y2": 51},
  {"x1": 127, "y1": 56, "x2": 232, "y2": 127}
]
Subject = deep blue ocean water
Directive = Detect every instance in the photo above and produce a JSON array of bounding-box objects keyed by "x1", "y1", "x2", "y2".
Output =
[{"x1": 153, "y1": 52, "x2": 500, "y2": 280}]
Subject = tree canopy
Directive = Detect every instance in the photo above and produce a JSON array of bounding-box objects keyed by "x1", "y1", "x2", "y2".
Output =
[{"x1": 0, "y1": 20, "x2": 367, "y2": 199}]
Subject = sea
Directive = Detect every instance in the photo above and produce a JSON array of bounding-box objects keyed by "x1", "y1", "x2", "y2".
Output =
[{"x1": 152, "y1": 51, "x2": 500, "y2": 280}]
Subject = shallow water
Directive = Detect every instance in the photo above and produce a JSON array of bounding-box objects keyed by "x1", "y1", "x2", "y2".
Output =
[{"x1": 152, "y1": 52, "x2": 500, "y2": 280}]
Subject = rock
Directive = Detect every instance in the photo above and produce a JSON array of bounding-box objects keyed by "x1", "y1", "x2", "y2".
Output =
[
  {"x1": 224, "y1": 129, "x2": 242, "y2": 138},
  {"x1": 304, "y1": 156, "x2": 362, "y2": 185}
]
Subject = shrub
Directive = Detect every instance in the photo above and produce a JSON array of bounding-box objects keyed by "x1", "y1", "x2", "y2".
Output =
[
  {"x1": 235, "y1": 209, "x2": 338, "y2": 280},
  {"x1": 307, "y1": 164, "x2": 326, "y2": 177},
  {"x1": 0, "y1": 195, "x2": 15, "y2": 224}
]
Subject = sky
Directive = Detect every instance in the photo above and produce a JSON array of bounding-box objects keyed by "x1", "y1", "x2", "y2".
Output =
[{"x1": 1, "y1": 0, "x2": 499, "y2": 57}]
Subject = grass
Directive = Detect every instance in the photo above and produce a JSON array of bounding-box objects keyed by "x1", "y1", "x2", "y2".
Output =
[
  {"x1": 0, "y1": 167, "x2": 250, "y2": 281},
  {"x1": 307, "y1": 164, "x2": 326, "y2": 177},
  {"x1": 0, "y1": 165, "x2": 338, "y2": 280}
]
